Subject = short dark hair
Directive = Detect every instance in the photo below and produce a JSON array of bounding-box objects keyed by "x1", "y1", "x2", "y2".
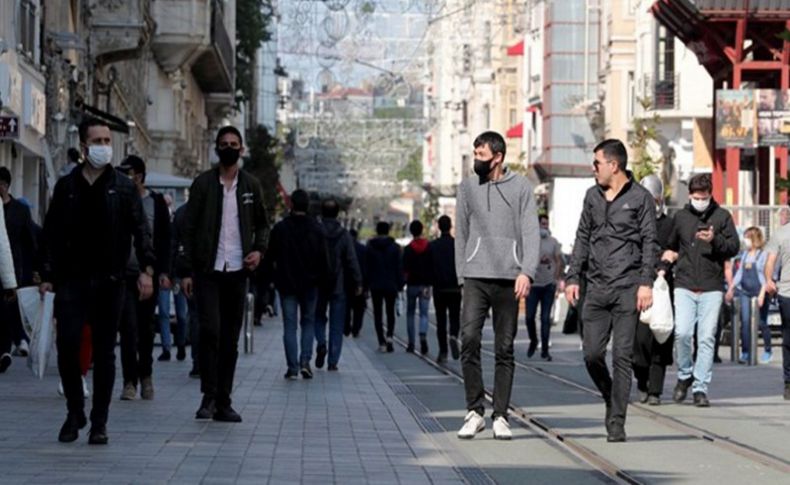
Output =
[
  {"x1": 688, "y1": 173, "x2": 713, "y2": 194},
  {"x1": 321, "y1": 198, "x2": 340, "y2": 218},
  {"x1": 376, "y1": 221, "x2": 390, "y2": 236},
  {"x1": 78, "y1": 118, "x2": 111, "y2": 143},
  {"x1": 593, "y1": 139, "x2": 628, "y2": 171},
  {"x1": 67, "y1": 148, "x2": 81, "y2": 164},
  {"x1": 291, "y1": 189, "x2": 309, "y2": 213},
  {"x1": 409, "y1": 220, "x2": 423, "y2": 237},
  {"x1": 473, "y1": 131, "x2": 507, "y2": 158},
  {"x1": 0, "y1": 167, "x2": 11, "y2": 185},
  {"x1": 437, "y1": 215, "x2": 452, "y2": 233},
  {"x1": 539, "y1": 214, "x2": 549, "y2": 224},
  {"x1": 215, "y1": 125, "x2": 243, "y2": 146}
]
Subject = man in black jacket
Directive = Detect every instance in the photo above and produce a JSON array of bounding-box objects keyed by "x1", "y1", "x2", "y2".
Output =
[
  {"x1": 265, "y1": 189, "x2": 329, "y2": 379},
  {"x1": 172, "y1": 203, "x2": 200, "y2": 378},
  {"x1": 314, "y1": 198, "x2": 362, "y2": 371},
  {"x1": 430, "y1": 215, "x2": 462, "y2": 363},
  {"x1": 116, "y1": 156, "x2": 172, "y2": 401},
  {"x1": 180, "y1": 125, "x2": 269, "y2": 422},
  {"x1": 367, "y1": 221, "x2": 403, "y2": 353},
  {"x1": 40, "y1": 118, "x2": 156, "y2": 445},
  {"x1": 662, "y1": 173, "x2": 739, "y2": 407},
  {"x1": 565, "y1": 139, "x2": 657, "y2": 443},
  {"x1": 345, "y1": 229, "x2": 367, "y2": 338}
]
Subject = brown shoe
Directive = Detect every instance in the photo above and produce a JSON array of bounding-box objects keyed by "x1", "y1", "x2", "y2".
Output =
[
  {"x1": 140, "y1": 377, "x2": 154, "y2": 400},
  {"x1": 120, "y1": 382, "x2": 136, "y2": 401}
]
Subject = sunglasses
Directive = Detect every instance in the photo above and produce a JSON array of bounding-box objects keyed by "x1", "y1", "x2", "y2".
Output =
[{"x1": 592, "y1": 159, "x2": 612, "y2": 169}]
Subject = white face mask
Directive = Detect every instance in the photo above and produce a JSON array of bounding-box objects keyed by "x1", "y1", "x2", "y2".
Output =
[
  {"x1": 87, "y1": 145, "x2": 113, "y2": 169},
  {"x1": 690, "y1": 197, "x2": 710, "y2": 213},
  {"x1": 744, "y1": 239, "x2": 753, "y2": 250},
  {"x1": 540, "y1": 228, "x2": 549, "y2": 239}
]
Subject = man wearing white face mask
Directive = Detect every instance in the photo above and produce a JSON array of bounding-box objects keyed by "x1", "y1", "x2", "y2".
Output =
[
  {"x1": 40, "y1": 118, "x2": 156, "y2": 445},
  {"x1": 661, "y1": 173, "x2": 739, "y2": 408}
]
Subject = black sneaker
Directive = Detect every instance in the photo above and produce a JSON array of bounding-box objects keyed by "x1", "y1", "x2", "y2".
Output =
[
  {"x1": 450, "y1": 338, "x2": 460, "y2": 360},
  {"x1": 420, "y1": 336, "x2": 429, "y2": 355},
  {"x1": 784, "y1": 383, "x2": 790, "y2": 401},
  {"x1": 606, "y1": 423, "x2": 626, "y2": 443},
  {"x1": 58, "y1": 413, "x2": 87, "y2": 443},
  {"x1": 88, "y1": 425, "x2": 108, "y2": 445},
  {"x1": 213, "y1": 406, "x2": 242, "y2": 423},
  {"x1": 386, "y1": 341, "x2": 394, "y2": 353},
  {"x1": 301, "y1": 363, "x2": 313, "y2": 379},
  {"x1": 315, "y1": 344, "x2": 327, "y2": 369},
  {"x1": 541, "y1": 351, "x2": 552, "y2": 362},
  {"x1": 673, "y1": 378, "x2": 693, "y2": 403},
  {"x1": 328, "y1": 364, "x2": 339, "y2": 372},
  {"x1": 157, "y1": 350, "x2": 171, "y2": 362},
  {"x1": 527, "y1": 341, "x2": 538, "y2": 358},
  {"x1": 176, "y1": 346, "x2": 186, "y2": 361},
  {"x1": 284, "y1": 370, "x2": 299, "y2": 380},
  {"x1": 693, "y1": 392, "x2": 710, "y2": 407},
  {"x1": 437, "y1": 351, "x2": 448, "y2": 364},
  {"x1": 189, "y1": 363, "x2": 200, "y2": 379},
  {"x1": 713, "y1": 355, "x2": 722, "y2": 364},
  {"x1": 195, "y1": 396, "x2": 216, "y2": 420},
  {"x1": 0, "y1": 353, "x2": 11, "y2": 373}
]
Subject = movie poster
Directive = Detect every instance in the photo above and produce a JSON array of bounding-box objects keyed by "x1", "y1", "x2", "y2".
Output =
[
  {"x1": 715, "y1": 90, "x2": 755, "y2": 148},
  {"x1": 756, "y1": 89, "x2": 790, "y2": 146}
]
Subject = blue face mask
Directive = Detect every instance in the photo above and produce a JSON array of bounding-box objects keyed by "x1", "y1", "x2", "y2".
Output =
[{"x1": 540, "y1": 228, "x2": 549, "y2": 239}]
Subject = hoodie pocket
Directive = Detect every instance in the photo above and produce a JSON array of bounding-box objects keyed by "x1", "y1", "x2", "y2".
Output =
[{"x1": 465, "y1": 237, "x2": 521, "y2": 276}]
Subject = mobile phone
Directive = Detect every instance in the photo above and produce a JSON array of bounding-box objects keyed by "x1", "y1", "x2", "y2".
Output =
[{"x1": 697, "y1": 223, "x2": 710, "y2": 231}]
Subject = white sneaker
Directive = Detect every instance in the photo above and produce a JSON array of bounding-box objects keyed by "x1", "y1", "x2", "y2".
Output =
[
  {"x1": 57, "y1": 380, "x2": 64, "y2": 397},
  {"x1": 493, "y1": 416, "x2": 512, "y2": 440},
  {"x1": 12, "y1": 340, "x2": 29, "y2": 357},
  {"x1": 82, "y1": 377, "x2": 90, "y2": 398},
  {"x1": 457, "y1": 411, "x2": 485, "y2": 439}
]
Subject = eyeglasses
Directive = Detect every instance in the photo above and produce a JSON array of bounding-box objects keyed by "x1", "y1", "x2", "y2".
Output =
[
  {"x1": 592, "y1": 159, "x2": 612, "y2": 169},
  {"x1": 218, "y1": 141, "x2": 242, "y2": 149}
]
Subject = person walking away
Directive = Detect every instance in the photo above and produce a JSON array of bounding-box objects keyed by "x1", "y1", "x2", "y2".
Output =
[
  {"x1": 430, "y1": 215, "x2": 462, "y2": 363},
  {"x1": 565, "y1": 139, "x2": 657, "y2": 442},
  {"x1": 632, "y1": 174, "x2": 674, "y2": 406},
  {"x1": 314, "y1": 198, "x2": 362, "y2": 372},
  {"x1": 456, "y1": 131, "x2": 539, "y2": 441},
  {"x1": 662, "y1": 173, "x2": 739, "y2": 408},
  {"x1": 180, "y1": 126, "x2": 269, "y2": 422},
  {"x1": 366, "y1": 221, "x2": 403, "y2": 353},
  {"x1": 40, "y1": 118, "x2": 156, "y2": 444},
  {"x1": 0, "y1": 167, "x2": 35, "y2": 358},
  {"x1": 727, "y1": 227, "x2": 771, "y2": 363},
  {"x1": 0, "y1": 197, "x2": 18, "y2": 374},
  {"x1": 155, "y1": 194, "x2": 187, "y2": 361},
  {"x1": 116, "y1": 156, "x2": 172, "y2": 401},
  {"x1": 762, "y1": 215, "x2": 790, "y2": 400},
  {"x1": 172, "y1": 203, "x2": 200, "y2": 378},
  {"x1": 264, "y1": 189, "x2": 329, "y2": 379},
  {"x1": 525, "y1": 214, "x2": 563, "y2": 361},
  {"x1": 403, "y1": 220, "x2": 433, "y2": 354},
  {"x1": 345, "y1": 229, "x2": 368, "y2": 338}
]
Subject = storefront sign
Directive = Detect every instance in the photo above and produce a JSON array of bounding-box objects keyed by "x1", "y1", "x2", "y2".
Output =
[{"x1": 0, "y1": 116, "x2": 20, "y2": 139}]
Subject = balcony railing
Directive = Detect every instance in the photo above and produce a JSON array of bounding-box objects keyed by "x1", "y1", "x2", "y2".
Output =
[{"x1": 644, "y1": 73, "x2": 680, "y2": 110}]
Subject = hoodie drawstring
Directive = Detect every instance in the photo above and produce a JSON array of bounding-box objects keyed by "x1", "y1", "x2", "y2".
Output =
[{"x1": 494, "y1": 183, "x2": 512, "y2": 209}]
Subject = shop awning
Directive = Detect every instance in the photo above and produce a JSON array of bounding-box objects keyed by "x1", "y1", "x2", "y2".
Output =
[
  {"x1": 507, "y1": 41, "x2": 524, "y2": 56},
  {"x1": 506, "y1": 123, "x2": 523, "y2": 138}
]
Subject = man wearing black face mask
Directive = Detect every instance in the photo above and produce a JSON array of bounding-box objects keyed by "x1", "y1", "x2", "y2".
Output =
[
  {"x1": 455, "y1": 131, "x2": 539, "y2": 441},
  {"x1": 179, "y1": 125, "x2": 270, "y2": 423}
]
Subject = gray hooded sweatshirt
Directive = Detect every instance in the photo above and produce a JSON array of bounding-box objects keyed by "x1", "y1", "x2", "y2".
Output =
[{"x1": 454, "y1": 168, "x2": 539, "y2": 284}]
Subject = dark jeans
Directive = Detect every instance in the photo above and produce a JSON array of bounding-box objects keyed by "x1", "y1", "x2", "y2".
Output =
[
  {"x1": 774, "y1": 296, "x2": 790, "y2": 383},
  {"x1": 315, "y1": 292, "x2": 346, "y2": 367},
  {"x1": 582, "y1": 286, "x2": 638, "y2": 427},
  {"x1": 119, "y1": 277, "x2": 157, "y2": 385},
  {"x1": 0, "y1": 298, "x2": 15, "y2": 355},
  {"x1": 633, "y1": 323, "x2": 673, "y2": 396},
  {"x1": 525, "y1": 284, "x2": 556, "y2": 353},
  {"x1": 55, "y1": 279, "x2": 125, "y2": 426},
  {"x1": 371, "y1": 290, "x2": 397, "y2": 346},
  {"x1": 434, "y1": 289, "x2": 461, "y2": 354},
  {"x1": 739, "y1": 293, "x2": 771, "y2": 353},
  {"x1": 194, "y1": 271, "x2": 247, "y2": 408},
  {"x1": 345, "y1": 292, "x2": 367, "y2": 336},
  {"x1": 460, "y1": 278, "x2": 518, "y2": 419},
  {"x1": 280, "y1": 288, "x2": 318, "y2": 373}
]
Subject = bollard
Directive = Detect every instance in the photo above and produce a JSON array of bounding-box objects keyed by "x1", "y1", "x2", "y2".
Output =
[
  {"x1": 750, "y1": 297, "x2": 759, "y2": 366},
  {"x1": 731, "y1": 300, "x2": 740, "y2": 363}
]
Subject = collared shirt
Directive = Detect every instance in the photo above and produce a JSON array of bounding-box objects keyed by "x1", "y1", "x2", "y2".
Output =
[{"x1": 213, "y1": 173, "x2": 243, "y2": 272}]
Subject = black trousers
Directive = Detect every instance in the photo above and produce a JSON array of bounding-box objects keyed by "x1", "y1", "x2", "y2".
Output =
[
  {"x1": 460, "y1": 278, "x2": 518, "y2": 419},
  {"x1": 434, "y1": 289, "x2": 461, "y2": 354},
  {"x1": 345, "y1": 292, "x2": 367, "y2": 336},
  {"x1": 55, "y1": 279, "x2": 125, "y2": 426},
  {"x1": 0, "y1": 298, "x2": 15, "y2": 355},
  {"x1": 582, "y1": 286, "x2": 638, "y2": 427},
  {"x1": 118, "y1": 277, "x2": 157, "y2": 385},
  {"x1": 188, "y1": 296, "x2": 199, "y2": 363},
  {"x1": 194, "y1": 271, "x2": 247, "y2": 407},
  {"x1": 371, "y1": 290, "x2": 397, "y2": 346}
]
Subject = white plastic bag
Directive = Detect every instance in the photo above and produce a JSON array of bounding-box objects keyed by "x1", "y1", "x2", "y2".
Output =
[
  {"x1": 16, "y1": 286, "x2": 40, "y2": 341},
  {"x1": 25, "y1": 290, "x2": 56, "y2": 379},
  {"x1": 551, "y1": 293, "x2": 568, "y2": 326},
  {"x1": 639, "y1": 275, "x2": 673, "y2": 344}
]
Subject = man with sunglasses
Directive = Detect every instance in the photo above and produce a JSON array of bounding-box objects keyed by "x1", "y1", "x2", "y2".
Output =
[
  {"x1": 565, "y1": 139, "x2": 658, "y2": 443},
  {"x1": 179, "y1": 126, "x2": 269, "y2": 423}
]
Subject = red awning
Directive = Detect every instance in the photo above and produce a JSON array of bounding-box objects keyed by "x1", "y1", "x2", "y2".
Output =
[
  {"x1": 506, "y1": 123, "x2": 523, "y2": 138},
  {"x1": 507, "y1": 41, "x2": 524, "y2": 56}
]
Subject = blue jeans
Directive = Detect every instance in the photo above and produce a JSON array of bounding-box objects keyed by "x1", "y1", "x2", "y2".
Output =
[
  {"x1": 281, "y1": 288, "x2": 318, "y2": 373},
  {"x1": 315, "y1": 292, "x2": 347, "y2": 367},
  {"x1": 738, "y1": 293, "x2": 771, "y2": 354},
  {"x1": 158, "y1": 288, "x2": 189, "y2": 352},
  {"x1": 406, "y1": 285, "x2": 430, "y2": 345},
  {"x1": 525, "y1": 284, "x2": 556, "y2": 353},
  {"x1": 674, "y1": 289, "x2": 723, "y2": 394}
]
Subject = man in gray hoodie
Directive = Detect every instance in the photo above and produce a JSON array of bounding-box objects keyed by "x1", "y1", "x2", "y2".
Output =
[{"x1": 455, "y1": 131, "x2": 539, "y2": 440}]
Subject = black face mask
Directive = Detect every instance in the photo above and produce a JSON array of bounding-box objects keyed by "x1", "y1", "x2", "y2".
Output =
[
  {"x1": 473, "y1": 158, "x2": 494, "y2": 179},
  {"x1": 217, "y1": 147, "x2": 240, "y2": 167}
]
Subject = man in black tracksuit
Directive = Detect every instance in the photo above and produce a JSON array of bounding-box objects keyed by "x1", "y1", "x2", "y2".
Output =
[
  {"x1": 180, "y1": 126, "x2": 269, "y2": 422},
  {"x1": 430, "y1": 215, "x2": 462, "y2": 363},
  {"x1": 566, "y1": 139, "x2": 657, "y2": 443},
  {"x1": 366, "y1": 221, "x2": 403, "y2": 353},
  {"x1": 345, "y1": 229, "x2": 368, "y2": 338},
  {"x1": 117, "y1": 156, "x2": 172, "y2": 401},
  {"x1": 41, "y1": 118, "x2": 156, "y2": 444}
]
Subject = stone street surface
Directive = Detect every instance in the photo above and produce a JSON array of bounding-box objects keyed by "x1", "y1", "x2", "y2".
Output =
[{"x1": 0, "y1": 307, "x2": 789, "y2": 484}]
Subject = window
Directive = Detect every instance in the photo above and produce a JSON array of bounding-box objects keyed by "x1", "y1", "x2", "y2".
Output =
[
  {"x1": 18, "y1": 0, "x2": 37, "y2": 61},
  {"x1": 509, "y1": 91, "x2": 517, "y2": 105},
  {"x1": 509, "y1": 109, "x2": 517, "y2": 126},
  {"x1": 654, "y1": 26, "x2": 676, "y2": 109}
]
